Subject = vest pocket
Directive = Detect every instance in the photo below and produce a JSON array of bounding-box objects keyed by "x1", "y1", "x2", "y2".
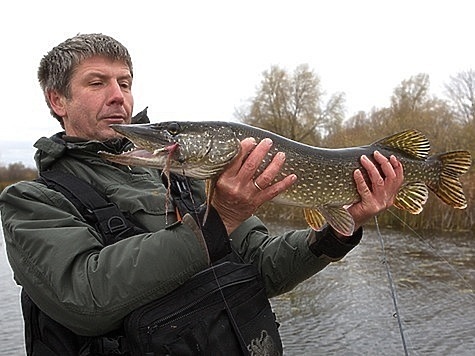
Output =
[{"x1": 124, "y1": 261, "x2": 283, "y2": 355}]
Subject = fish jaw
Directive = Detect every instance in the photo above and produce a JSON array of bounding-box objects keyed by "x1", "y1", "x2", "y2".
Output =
[
  {"x1": 101, "y1": 122, "x2": 241, "y2": 179},
  {"x1": 99, "y1": 144, "x2": 177, "y2": 169}
]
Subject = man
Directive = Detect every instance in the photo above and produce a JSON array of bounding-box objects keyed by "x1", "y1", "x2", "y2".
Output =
[{"x1": 0, "y1": 33, "x2": 403, "y2": 355}]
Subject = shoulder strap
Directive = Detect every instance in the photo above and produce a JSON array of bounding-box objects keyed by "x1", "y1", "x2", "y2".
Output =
[
  {"x1": 37, "y1": 170, "x2": 147, "y2": 246},
  {"x1": 164, "y1": 173, "x2": 203, "y2": 218}
]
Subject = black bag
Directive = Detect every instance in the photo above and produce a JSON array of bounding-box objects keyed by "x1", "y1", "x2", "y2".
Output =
[
  {"x1": 124, "y1": 261, "x2": 283, "y2": 356},
  {"x1": 21, "y1": 289, "x2": 90, "y2": 355}
]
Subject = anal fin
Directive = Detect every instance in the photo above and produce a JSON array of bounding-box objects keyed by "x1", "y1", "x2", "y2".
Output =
[{"x1": 394, "y1": 182, "x2": 429, "y2": 214}]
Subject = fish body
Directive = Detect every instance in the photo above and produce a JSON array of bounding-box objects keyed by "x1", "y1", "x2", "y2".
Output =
[{"x1": 102, "y1": 121, "x2": 472, "y2": 235}]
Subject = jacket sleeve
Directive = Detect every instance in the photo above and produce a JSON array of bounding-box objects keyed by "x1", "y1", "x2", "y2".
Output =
[
  {"x1": 229, "y1": 215, "x2": 362, "y2": 298},
  {"x1": 0, "y1": 181, "x2": 212, "y2": 336}
]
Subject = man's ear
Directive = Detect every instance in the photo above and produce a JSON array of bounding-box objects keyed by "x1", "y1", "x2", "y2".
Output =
[{"x1": 47, "y1": 90, "x2": 67, "y2": 118}]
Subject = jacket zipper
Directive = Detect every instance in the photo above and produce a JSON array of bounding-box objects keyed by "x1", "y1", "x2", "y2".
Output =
[{"x1": 146, "y1": 275, "x2": 256, "y2": 335}]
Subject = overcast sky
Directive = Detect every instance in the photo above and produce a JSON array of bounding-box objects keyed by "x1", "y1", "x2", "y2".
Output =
[{"x1": 1, "y1": 0, "x2": 473, "y2": 167}]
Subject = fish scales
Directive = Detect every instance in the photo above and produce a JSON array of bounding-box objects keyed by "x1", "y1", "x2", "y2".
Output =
[{"x1": 101, "y1": 121, "x2": 472, "y2": 235}]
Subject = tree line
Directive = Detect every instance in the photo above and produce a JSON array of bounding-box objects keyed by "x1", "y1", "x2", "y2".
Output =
[
  {"x1": 0, "y1": 163, "x2": 37, "y2": 191},
  {"x1": 236, "y1": 65, "x2": 474, "y2": 231}
]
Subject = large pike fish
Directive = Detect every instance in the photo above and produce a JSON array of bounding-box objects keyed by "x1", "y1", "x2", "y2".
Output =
[{"x1": 101, "y1": 121, "x2": 472, "y2": 235}]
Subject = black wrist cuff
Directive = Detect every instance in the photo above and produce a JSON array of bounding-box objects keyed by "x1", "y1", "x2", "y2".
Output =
[
  {"x1": 309, "y1": 225, "x2": 363, "y2": 259},
  {"x1": 194, "y1": 205, "x2": 231, "y2": 263}
]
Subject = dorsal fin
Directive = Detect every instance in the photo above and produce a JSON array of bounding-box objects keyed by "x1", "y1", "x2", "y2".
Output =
[{"x1": 373, "y1": 129, "x2": 430, "y2": 159}]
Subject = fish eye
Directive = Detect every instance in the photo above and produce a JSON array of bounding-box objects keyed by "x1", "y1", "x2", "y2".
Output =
[{"x1": 166, "y1": 122, "x2": 181, "y2": 135}]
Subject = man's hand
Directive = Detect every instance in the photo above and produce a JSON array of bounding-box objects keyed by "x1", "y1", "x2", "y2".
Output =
[
  {"x1": 211, "y1": 138, "x2": 297, "y2": 234},
  {"x1": 348, "y1": 150, "x2": 404, "y2": 233}
]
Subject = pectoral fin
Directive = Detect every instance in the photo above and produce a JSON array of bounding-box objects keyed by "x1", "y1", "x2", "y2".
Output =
[
  {"x1": 323, "y1": 205, "x2": 355, "y2": 236},
  {"x1": 203, "y1": 178, "x2": 218, "y2": 224},
  {"x1": 394, "y1": 182, "x2": 429, "y2": 214},
  {"x1": 304, "y1": 206, "x2": 355, "y2": 236}
]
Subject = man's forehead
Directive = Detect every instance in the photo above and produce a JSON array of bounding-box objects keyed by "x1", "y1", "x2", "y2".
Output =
[{"x1": 73, "y1": 56, "x2": 132, "y2": 78}]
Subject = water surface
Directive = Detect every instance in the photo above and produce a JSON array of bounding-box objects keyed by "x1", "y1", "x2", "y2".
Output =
[{"x1": 1, "y1": 225, "x2": 473, "y2": 355}]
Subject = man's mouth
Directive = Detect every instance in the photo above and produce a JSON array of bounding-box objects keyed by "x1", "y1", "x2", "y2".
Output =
[{"x1": 102, "y1": 116, "x2": 127, "y2": 124}]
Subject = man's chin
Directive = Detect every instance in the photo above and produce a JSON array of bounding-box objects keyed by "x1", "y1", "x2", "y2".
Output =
[{"x1": 102, "y1": 132, "x2": 125, "y2": 141}]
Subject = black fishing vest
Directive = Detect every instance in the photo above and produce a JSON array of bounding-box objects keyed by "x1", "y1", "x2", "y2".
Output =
[{"x1": 22, "y1": 170, "x2": 283, "y2": 356}]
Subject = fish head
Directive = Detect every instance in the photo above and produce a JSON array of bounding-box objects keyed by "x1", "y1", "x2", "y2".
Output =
[{"x1": 101, "y1": 122, "x2": 241, "y2": 179}]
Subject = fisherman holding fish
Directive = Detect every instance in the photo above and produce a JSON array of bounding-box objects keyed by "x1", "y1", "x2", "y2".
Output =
[{"x1": 0, "y1": 34, "x2": 405, "y2": 355}]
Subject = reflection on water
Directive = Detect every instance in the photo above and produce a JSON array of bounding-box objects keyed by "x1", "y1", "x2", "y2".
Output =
[
  {"x1": 269, "y1": 224, "x2": 474, "y2": 355},
  {"x1": 1, "y1": 225, "x2": 474, "y2": 355}
]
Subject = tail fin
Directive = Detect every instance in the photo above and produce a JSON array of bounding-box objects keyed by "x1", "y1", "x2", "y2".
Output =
[{"x1": 428, "y1": 151, "x2": 472, "y2": 209}]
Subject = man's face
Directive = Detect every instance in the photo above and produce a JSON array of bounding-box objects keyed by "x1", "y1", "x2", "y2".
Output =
[{"x1": 53, "y1": 56, "x2": 134, "y2": 141}]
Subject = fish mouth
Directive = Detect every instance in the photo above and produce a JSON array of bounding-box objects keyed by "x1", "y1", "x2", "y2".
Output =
[
  {"x1": 109, "y1": 123, "x2": 181, "y2": 154},
  {"x1": 100, "y1": 124, "x2": 179, "y2": 166},
  {"x1": 115, "y1": 142, "x2": 178, "y2": 159},
  {"x1": 109, "y1": 123, "x2": 172, "y2": 147},
  {"x1": 100, "y1": 142, "x2": 179, "y2": 168}
]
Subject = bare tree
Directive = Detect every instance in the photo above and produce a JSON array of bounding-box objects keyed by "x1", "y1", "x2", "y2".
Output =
[
  {"x1": 444, "y1": 69, "x2": 475, "y2": 125},
  {"x1": 390, "y1": 74, "x2": 430, "y2": 119},
  {"x1": 235, "y1": 64, "x2": 345, "y2": 145}
]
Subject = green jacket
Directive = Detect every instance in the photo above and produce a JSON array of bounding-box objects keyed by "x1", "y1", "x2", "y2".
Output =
[{"x1": 0, "y1": 131, "x2": 362, "y2": 337}]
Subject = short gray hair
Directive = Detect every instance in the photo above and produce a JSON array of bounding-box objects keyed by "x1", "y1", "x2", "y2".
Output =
[{"x1": 38, "y1": 33, "x2": 133, "y2": 125}]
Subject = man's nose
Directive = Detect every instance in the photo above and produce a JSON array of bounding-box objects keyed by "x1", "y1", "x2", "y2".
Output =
[{"x1": 107, "y1": 81, "x2": 125, "y2": 105}]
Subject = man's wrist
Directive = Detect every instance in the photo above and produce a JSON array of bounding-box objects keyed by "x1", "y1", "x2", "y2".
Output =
[
  {"x1": 196, "y1": 205, "x2": 232, "y2": 263},
  {"x1": 308, "y1": 224, "x2": 363, "y2": 259}
]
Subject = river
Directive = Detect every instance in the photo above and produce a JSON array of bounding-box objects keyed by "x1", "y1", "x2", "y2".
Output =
[{"x1": 1, "y1": 224, "x2": 474, "y2": 355}]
